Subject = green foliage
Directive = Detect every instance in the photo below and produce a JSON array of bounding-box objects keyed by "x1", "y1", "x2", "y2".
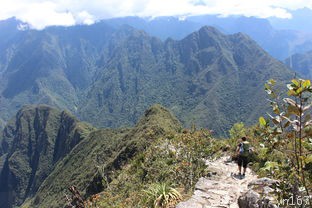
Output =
[
  {"x1": 229, "y1": 122, "x2": 247, "y2": 139},
  {"x1": 172, "y1": 130, "x2": 212, "y2": 191},
  {"x1": 259, "y1": 117, "x2": 267, "y2": 127},
  {"x1": 255, "y1": 78, "x2": 312, "y2": 206},
  {"x1": 227, "y1": 122, "x2": 255, "y2": 156},
  {"x1": 259, "y1": 161, "x2": 280, "y2": 176},
  {"x1": 143, "y1": 183, "x2": 182, "y2": 208}
]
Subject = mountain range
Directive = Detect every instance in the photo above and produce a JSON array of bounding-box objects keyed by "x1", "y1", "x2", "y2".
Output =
[
  {"x1": 103, "y1": 14, "x2": 312, "y2": 60},
  {"x1": 0, "y1": 18, "x2": 294, "y2": 136}
]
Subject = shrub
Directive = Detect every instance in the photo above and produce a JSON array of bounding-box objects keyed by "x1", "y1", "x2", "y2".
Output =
[{"x1": 143, "y1": 183, "x2": 182, "y2": 208}]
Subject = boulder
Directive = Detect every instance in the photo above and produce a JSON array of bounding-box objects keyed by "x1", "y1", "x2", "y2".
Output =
[{"x1": 238, "y1": 178, "x2": 278, "y2": 208}]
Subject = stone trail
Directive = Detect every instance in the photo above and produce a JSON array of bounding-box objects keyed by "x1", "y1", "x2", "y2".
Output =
[{"x1": 176, "y1": 156, "x2": 258, "y2": 208}]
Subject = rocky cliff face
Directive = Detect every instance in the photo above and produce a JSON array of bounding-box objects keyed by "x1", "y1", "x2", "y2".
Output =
[
  {"x1": 285, "y1": 50, "x2": 312, "y2": 79},
  {"x1": 0, "y1": 105, "x2": 92, "y2": 208}
]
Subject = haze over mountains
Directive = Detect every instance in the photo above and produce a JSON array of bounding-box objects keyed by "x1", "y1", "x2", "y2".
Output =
[
  {"x1": 269, "y1": 7, "x2": 312, "y2": 32},
  {"x1": 103, "y1": 8, "x2": 312, "y2": 60}
]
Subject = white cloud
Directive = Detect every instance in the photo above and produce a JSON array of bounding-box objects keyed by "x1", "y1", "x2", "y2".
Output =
[
  {"x1": 0, "y1": 0, "x2": 311, "y2": 29},
  {"x1": 0, "y1": 0, "x2": 75, "y2": 29},
  {"x1": 76, "y1": 11, "x2": 95, "y2": 25}
]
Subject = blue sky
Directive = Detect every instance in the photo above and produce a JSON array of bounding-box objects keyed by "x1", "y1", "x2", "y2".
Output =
[{"x1": 1, "y1": 0, "x2": 311, "y2": 29}]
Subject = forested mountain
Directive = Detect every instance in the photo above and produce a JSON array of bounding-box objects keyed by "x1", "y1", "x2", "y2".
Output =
[
  {"x1": 0, "y1": 20, "x2": 293, "y2": 136},
  {"x1": 78, "y1": 26, "x2": 293, "y2": 135}
]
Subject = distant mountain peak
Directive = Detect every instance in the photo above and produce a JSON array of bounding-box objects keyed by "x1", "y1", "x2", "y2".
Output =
[
  {"x1": 0, "y1": 17, "x2": 20, "y2": 26},
  {"x1": 199, "y1": 25, "x2": 223, "y2": 34},
  {"x1": 0, "y1": 17, "x2": 29, "y2": 31}
]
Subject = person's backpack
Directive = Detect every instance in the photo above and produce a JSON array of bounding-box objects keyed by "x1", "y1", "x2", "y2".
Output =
[{"x1": 239, "y1": 141, "x2": 250, "y2": 157}]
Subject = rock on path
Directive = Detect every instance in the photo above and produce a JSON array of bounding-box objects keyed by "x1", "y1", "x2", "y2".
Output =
[{"x1": 176, "y1": 156, "x2": 258, "y2": 208}]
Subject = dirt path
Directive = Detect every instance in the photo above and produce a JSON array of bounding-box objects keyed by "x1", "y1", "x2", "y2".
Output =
[{"x1": 176, "y1": 156, "x2": 258, "y2": 208}]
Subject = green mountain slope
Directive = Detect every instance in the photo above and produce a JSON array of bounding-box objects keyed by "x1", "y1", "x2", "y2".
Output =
[
  {"x1": 20, "y1": 104, "x2": 181, "y2": 208},
  {"x1": 0, "y1": 105, "x2": 93, "y2": 208},
  {"x1": 285, "y1": 50, "x2": 312, "y2": 79},
  {"x1": 0, "y1": 24, "x2": 294, "y2": 135}
]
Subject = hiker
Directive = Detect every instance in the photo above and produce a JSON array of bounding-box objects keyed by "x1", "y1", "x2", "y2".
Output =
[{"x1": 236, "y1": 137, "x2": 251, "y2": 178}]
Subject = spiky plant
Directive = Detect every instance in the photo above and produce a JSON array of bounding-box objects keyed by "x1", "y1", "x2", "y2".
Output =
[{"x1": 143, "y1": 183, "x2": 182, "y2": 208}]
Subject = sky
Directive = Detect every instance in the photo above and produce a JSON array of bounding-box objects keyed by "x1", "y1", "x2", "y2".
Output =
[{"x1": 0, "y1": 0, "x2": 312, "y2": 29}]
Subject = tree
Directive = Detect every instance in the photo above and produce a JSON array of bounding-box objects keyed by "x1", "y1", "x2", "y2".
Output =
[
  {"x1": 259, "y1": 78, "x2": 312, "y2": 206},
  {"x1": 229, "y1": 122, "x2": 247, "y2": 140}
]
